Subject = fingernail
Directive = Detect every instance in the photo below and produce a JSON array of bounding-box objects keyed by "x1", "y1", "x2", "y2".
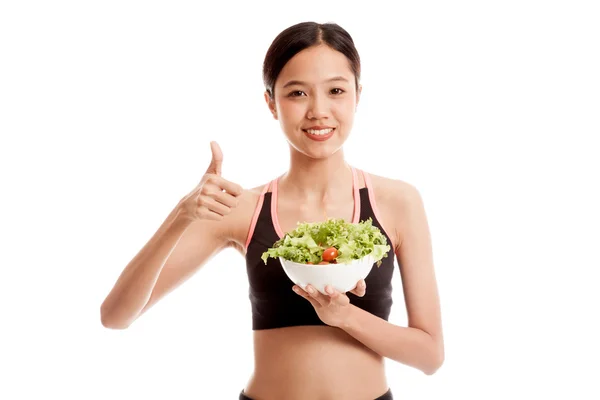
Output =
[
  {"x1": 326, "y1": 286, "x2": 333, "y2": 294},
  {"x1": 307, "y1": 286, "x2": 314, "y2": 294},
  {"x1": 292, "y1": 287, "x2": 299, "y2": 293}
]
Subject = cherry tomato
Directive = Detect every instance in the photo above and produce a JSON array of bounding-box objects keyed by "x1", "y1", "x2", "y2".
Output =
[
  {"x1": 307, "y1": 262, "x2": 314, "y2": 265},
  {"x1": 318, "y1": 261, "x2": 330, "y2": 265},
  {"x1": 322, "y1": 247, "x2": 339, "y2": 262}
]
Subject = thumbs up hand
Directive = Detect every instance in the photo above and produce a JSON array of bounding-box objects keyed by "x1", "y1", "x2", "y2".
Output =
[
  {"x1": 206, "y1": 141, "x2": 223, "y2": 176},
  {"x1": 179, "y1": 141, "x2": 244, "y2": 222}
]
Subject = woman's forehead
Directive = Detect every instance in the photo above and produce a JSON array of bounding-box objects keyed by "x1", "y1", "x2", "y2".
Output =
[{"x1": 276, "y1": 45, "x2": 354, "y2": 87}]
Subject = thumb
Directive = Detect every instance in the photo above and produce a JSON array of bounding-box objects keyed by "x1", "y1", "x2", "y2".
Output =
[{"x1": 206, "y1": 141, "x2": 223, "y2": 176}]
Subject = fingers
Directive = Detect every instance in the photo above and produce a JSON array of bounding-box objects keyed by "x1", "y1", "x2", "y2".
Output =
[
  {"x1": 349, "y1": 279, "x2": 366, "y2": 297},
  {"x1": 206, "y1": 141, "x2": 223, "y2": 176},
  {"x1": 214, "y1": 176, "x2": 244, "y2": 196},
  {"x1": 182, "y1": 141, "x2": 245, "y2": 222},
  {"x1": 202, "y1": 175, "x2": 243, "y2": 197},
  {"x1": 211, "y1": 189, "x2": 239, "y2": 208},
  {"x1": 195, "y1": 188, "x2": 239, "y2": 219},
  {"x1": 324, "y1": 285, "x2": 350, "y2": 306},
  {"x1": 293, "y1": 286, "x2": 320, "y2": 308},
  {"x1": 203, "y1": 142, "x2": 244, "y2": 196},
  {"x1": 293, "y1": 285, "x2": 349, "y2": 307},
  {"x1": 196, "y1": 195, "x2": 232, "y2": 217},
  {"x1": 305, "y1": 285, "x2": 328, "y2": 307},
  {"x1": 195, "y1": 207, "x2": 227, "y2": 221},
  {"x1": 189, "y1": 176, "x2": 243, "y2": 221}
]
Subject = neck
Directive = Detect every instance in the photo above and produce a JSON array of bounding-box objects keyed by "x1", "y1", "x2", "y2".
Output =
[{"x1": 280, "y1": 147, "x2": 352, "y2": 199}]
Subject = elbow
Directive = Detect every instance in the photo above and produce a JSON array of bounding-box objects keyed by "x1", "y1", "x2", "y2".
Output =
[
  {"x1": 423, "y1": 339, "x2": 444, "y2": 375},
  {"x1": 423, "y1": 339, "x2": 445, "y2": 375},
  {"x1": 423, "y1": 354, "x2": 444, "y2": 375},
  {"x1": 101, "y1": 317, "x2": 130, "y2": 330},
  {"x1": 100, "y1": 305, "x2": 131, "y2": 330}
]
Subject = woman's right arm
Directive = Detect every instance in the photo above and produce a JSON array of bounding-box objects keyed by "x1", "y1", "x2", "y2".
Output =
[{"x1": 100, "y1": 141, "x2": 242, "y2": 329}]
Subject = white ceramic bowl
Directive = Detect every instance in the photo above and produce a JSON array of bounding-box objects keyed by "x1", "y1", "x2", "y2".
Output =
[{"x1": 279, "y1": 254, "x2": 376, "y2": 295}]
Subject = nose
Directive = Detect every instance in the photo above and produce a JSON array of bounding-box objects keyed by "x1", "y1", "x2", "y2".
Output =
[{"x1": 306, "y1": 93, "x2": 329, "y2": 120}]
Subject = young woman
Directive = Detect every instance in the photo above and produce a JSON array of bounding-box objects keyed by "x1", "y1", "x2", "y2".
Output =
[{"x1": 100, "y1": 22, "x2": 444, "y2": 400}]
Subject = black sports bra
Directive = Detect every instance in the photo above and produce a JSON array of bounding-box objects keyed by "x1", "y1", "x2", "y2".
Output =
[{"x1": 244, "y1": 167, "x2": 396, "y2": 330}]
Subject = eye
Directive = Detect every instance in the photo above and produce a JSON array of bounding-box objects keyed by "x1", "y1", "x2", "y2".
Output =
[
  {"x1": 288, "y1": 90, "x2": 306, "y2": 97},
  {"x1": 331, "y1": 88, "x2": 345, "y2": 95}
]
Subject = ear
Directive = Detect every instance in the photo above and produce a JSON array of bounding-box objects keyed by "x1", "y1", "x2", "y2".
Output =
[
  {"x1": 356, "y1": 84, "x2": 362, "y2": 108},
  {"x1": 264, "y1": 91, "x2": 278, "y2": 120}
]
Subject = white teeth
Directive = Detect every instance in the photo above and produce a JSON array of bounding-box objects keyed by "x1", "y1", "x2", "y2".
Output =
[{"x1": 306, "y1": 128, "x2": 334, "y2": 135}]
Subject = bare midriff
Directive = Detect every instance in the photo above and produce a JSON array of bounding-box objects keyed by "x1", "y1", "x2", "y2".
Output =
[{"x1": 243, "y1": 325, "x2": 389, "y2": 400}]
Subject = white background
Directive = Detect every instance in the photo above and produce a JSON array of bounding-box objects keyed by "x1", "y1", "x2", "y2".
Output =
[{"x1": 1, "y1": 0, "x2": 599, "y2": 399}]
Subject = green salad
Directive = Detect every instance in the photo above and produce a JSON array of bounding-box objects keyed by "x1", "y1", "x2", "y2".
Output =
[{"x1": 261, "y1": 218, "x2": 390, "y2": 266}]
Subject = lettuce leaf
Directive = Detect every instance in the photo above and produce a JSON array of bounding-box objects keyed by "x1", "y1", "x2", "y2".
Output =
[{"x1": 261, "y1": 218, "x2": 391, "y2": 266}]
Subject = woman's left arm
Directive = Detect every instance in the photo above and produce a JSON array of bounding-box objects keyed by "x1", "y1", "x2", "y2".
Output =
[
  {"x1": 293, "y1": 183, "x2": 444, "y2": 375},
  {"x1": 344, "y1": 183, "x2": 444, "y2": 374}
]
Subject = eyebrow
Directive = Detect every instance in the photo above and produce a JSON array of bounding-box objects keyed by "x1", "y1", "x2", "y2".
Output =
[{"x1": 282, "y1": 76, "x2": 350, "y2": 88}]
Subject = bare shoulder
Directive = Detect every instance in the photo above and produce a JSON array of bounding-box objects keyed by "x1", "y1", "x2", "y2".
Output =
[
  {"x1": 366, "y1": 171, "x2": 417, "y2": 202},
  {"x1": 363, "y1": 171, "x2": 423, "y2": 252},
  {"x1": 223, "y1": 182, "x2": 269, "y2": 254}
]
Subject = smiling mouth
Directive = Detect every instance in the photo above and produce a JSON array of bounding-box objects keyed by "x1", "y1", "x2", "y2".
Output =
[
  {"x1": 302, "y1": 128, "x2": 335, "y2": 136},
  {"x1": 302, "y1": 127, "x2": 336, "y2": 141}
]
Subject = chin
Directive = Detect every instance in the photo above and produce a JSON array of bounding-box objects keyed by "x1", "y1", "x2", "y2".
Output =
[
  {"x1": 304, "y1": 144, "x2": 344, "y2": 160},
  {"x1": 285, "y1": 131, "x2": 347, "y2": 157}
]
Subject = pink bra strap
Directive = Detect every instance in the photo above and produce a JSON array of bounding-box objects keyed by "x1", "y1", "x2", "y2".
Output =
[
  {"x1": 244, "y1": 182, "x2": 271, "y2": 250},
  {"x1": 351, "y1": 166, "x2": 360, "y2": 223}
]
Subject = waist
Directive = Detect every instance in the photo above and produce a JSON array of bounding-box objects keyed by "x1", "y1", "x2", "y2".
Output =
[{"x1": 244, "y1": 325, "x2": 388, "y2": 399}]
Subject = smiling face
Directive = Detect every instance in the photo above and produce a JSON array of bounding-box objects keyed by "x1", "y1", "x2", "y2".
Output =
[{"x1": 265, "y1": 44, "x2": 362, "y2": 159}]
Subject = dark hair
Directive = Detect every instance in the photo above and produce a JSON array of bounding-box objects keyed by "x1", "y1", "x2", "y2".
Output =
[{"x1": 262, "y1": 22, "x2": 361, "y2": 99}]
